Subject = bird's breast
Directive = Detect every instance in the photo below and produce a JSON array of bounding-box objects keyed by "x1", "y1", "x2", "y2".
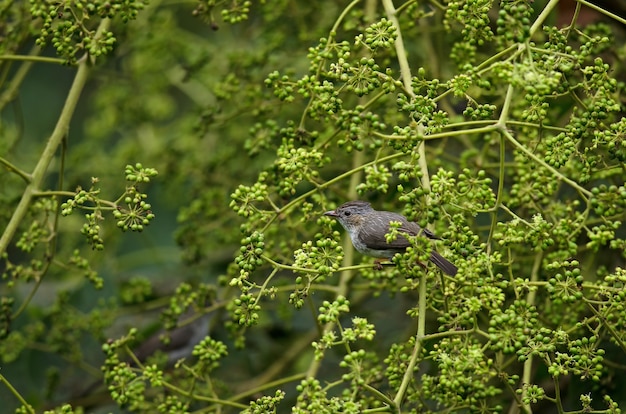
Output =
[{"x1": 353, "y1": 228, "x2": 398, "y2": 259}]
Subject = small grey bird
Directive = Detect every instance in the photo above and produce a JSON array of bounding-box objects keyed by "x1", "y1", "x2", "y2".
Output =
[{"x1": 324, "y1": 200, "x2": 458, "y2": 276}]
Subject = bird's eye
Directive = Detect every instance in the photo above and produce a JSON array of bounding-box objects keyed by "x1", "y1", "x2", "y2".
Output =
[{"x1": 343, "y1": 211, "x2": 351, "y2": 216}]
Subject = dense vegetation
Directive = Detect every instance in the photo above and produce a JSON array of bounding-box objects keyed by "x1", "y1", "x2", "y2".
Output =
[{"x1": 1, "y1": 0, "x2": 626, "y2": 412}]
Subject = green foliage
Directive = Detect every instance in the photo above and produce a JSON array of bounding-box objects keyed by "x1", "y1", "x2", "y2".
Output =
[
  {"x1": 60, "y1": 163, "x2": 158, "y2": 249},
  {"x1": 30, "y1": 0, "x2": 147, "y2": 63},
  {"x1": 2, "y1": 0, "x2": 626, "y2": 413}
]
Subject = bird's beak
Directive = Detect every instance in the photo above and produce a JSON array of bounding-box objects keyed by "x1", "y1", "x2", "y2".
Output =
[{"x1": 323, "y1": 210, "x2": 338, "y2": 218}]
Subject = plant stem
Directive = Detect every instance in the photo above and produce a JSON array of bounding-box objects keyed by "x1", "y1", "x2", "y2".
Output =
[
  {"x1": 0, "y1": 374, "x2": 34, "y2": 413},
  {"x1": 500, "y1": 128, "x2": 591, "y2": 197},
  {"x1": 528, "y1": 0, "x2": 560, "y2": 37},
  {"x1": 393, "y1": 272, "x2": 426, "y2": 408},
  {"x1": 0, "y1": 157, "x2": 31, "y2": 183},
  {"x1": 0, "y1": 21, "x2": 110, "y2": 260},
  {"x1": 0, "y1": 46, "x2": 42, "y2": 112},
  {"x1": 382, "y1": 0, "x2": 431, "y2": 193},
  {"x1": 486, "y1": 132, "x2": 506, "y2": 255},
  {"x1": 573, "y1": 0, "x2": 626, "y2": 25},
  {"x1": 0, "y1": 19, "x2": 111, "y2": 321},
  {"x1": 381, "y1": 2, "x2": 431, "y2": 409},
  {"x1": 305, "y1": 0, "x2": 376, "y2": 381},
  {"x1": 520, "y1": 252, "x2": 542, "y2": 414}
]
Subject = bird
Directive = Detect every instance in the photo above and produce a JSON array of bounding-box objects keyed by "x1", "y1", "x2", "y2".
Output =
[{"x1": 324, "y1": 200, "x2": 458, "y2": 276}]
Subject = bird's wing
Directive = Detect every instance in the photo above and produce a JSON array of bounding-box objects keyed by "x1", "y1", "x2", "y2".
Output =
[
  {"x1": 382, "y1": 212, "x2": 440, "y2": 240},
  {"x1": 354, "y1": 212, "x2": 410, "y2": 250},
  {"x1": 401, "y1": 221, "x2": 440, "y2": 240},
  {"x1": 358, "y1": 229, "x2": 411, "y2": 250},
  {"x1": 357, "y1": 211, "x2": 440, "y2": 250}
]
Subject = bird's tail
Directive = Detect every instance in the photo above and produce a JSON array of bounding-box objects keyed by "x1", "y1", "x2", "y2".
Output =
[{"x1": 429, "y1": 250, "x2": 458, "y2": 276}]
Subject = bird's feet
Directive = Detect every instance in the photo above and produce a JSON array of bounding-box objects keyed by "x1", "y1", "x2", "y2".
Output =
[{"x1": 373, "y1": 259, "x2": 385, "y2": 270}]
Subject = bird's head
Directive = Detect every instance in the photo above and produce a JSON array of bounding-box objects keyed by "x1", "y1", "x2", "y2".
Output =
[{"x1": 323, "y1": 201, "x2": 373, "y2": 233}]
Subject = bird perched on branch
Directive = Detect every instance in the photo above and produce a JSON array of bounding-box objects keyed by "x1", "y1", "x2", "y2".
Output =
[{"x1": 324, "y1": 200, "x2": 458, "y2": 276}]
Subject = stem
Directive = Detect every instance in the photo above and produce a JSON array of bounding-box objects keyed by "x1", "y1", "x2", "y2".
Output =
[
  {"x1": 300, "y1": 0, "x2": 363, "y2": 128},
  {"x1": 500, "y1": 128, "x2": 591, "y2": 197},
  {"x1": 230, "y1": 372, "x2": 308, "y2": 403},
  {"x1": 585, "y1": 302, "x2": 626, "y2": 353},
  {"x1": 382, "y1": 0, "x2": 431, "y2": 193},
  {"x1": 381, "y1": 5, "x2": 432, "y2": 408},
  {"x1": 329, "y1": 0, "x2": 364, "y2": 35},
  {"x1": 0, "y1": 46, "x2": 41, "y2": 112},
  {"x1": 305, "y1": 0, "x2": 376, "y2": 380},
  {"x1": 528, "y1": 0, "x2": 560, "y2": 37},
  {"x1": 553, "y1": 376, "x2": 564, "y2": 414},
  {"x1": 520, "y1": 252, "x2": 542, "y2": 414},
  {"x1": 375, "y1": 124, "x2": 499, "y2": 141},
  {"x1": 0, "y1": 374, "x2": 34, "y2": 414},
  {"x1": 486, "y1": 132, "x2": 506, "y2": 255},
  {"x1": 393, "y1": 272, "x2": 426, "y2": 407},
  {"x1": 0, "y1": 19, "x2": 110, "y2": 259},
  {"x1": 363, "y1": 383, "x2": 396, "y2": 409},
  {"x1": 0, "y1": 55, "x2": 65, "y2": 65},
  {"x1": 0, "y1": 157, "x2": 32, "y2": 183},
  {"x1": 573, "y1": 0, "x2": 626, "y2": 26},
  {"x1": 382, "y1": 0, "x2": 411, "y2": 92},
  {"x1": 497, "y1": 84, "x2": 515, "y2": 127},
  {"x1": 11, "y1": 258, "x2": 50, "y2": 318}
]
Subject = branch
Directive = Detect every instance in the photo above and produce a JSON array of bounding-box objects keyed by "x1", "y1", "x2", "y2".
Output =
[
  {"x1": 0, "y1": 19, "x2": 111, "y2": 258},
  {"x1": 382, "y1": 0, "x2": 431, "y2": 194}
]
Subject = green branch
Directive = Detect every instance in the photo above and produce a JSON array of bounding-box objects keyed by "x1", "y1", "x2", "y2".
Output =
[
  {"x1": 499, "y1": 128, "x2": 592, "y2": 198},
  {"x1": 0, "y1": 373, "x2": 34, "y2": 414},
  {"x1": 575, "y1": 0, "x2": 626, "y2": 25},
  {"x1": 0, "y1": 20, "x2": 111, "y2": 271}
]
